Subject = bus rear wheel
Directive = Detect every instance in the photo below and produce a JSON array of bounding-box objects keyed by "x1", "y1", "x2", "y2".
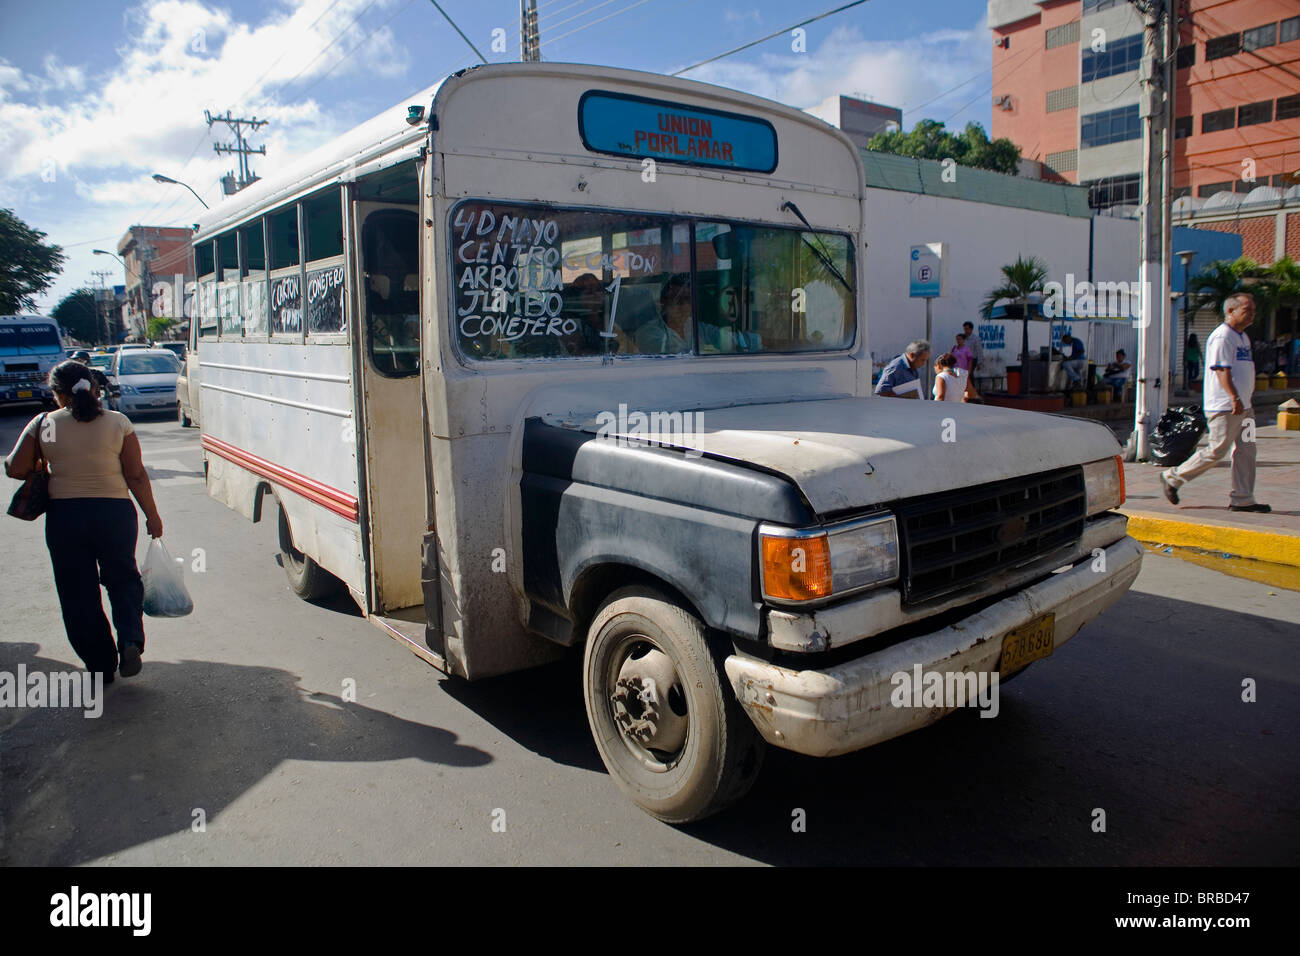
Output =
[
  {"x1": 277, "y1": 503, "x2": 342, "y2": 600},
  {"x1": 582, "y1": 585, "x2": 765, "y2": 823}
]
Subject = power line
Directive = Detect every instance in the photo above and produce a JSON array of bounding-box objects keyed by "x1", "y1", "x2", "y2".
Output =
[
  {"x1": 428, "y1": 0, "x2": 488, "y2": 63},
  {"x1": 546, "y1": 0, "x2": 653, "y2": 45},
  {"x1": 672, "y1": 0, "x2": 870, "y2": 76}
]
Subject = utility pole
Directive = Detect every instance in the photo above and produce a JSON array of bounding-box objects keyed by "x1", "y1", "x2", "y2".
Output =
[
  {"x1": 1133, "y1": 0, "x2": 1173, "y2": 461},
  {"x1": 206, "y1": 110, "x2": 268, "y2": 194},
  {"x1": 520, "y1": 0, "x2": 540, "y2": 61},
  {"x1": 90, "y1": 270, "x2": 113, "y2": 345}
]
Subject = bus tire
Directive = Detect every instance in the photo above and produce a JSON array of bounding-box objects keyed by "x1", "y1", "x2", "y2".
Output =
[
  {"x1": 583, "y1": 585, "x2": 765, "y2": 824},
  {"x1": 277, "y1": 503, "x2": 342, "y2": 601}
]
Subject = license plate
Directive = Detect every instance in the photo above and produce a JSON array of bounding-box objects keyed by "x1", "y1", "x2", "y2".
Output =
[
  {"x1": 999, "y1": 614, "x2": 1055, "y2": 676},
  {"x1": 151, "y1": 397, "x2": 171, "y2": 405},
  {"x1": 17, "y1": 390, "x2": 31, "y2": 398}
]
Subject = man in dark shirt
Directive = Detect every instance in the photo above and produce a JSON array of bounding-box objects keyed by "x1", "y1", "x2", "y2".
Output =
[
  {"x1": 1060, "y1": 333, "x2": 1087, "y2": 388},
  {"x1": 874, "y1": 340, "x2": 931, "y2": 398}
]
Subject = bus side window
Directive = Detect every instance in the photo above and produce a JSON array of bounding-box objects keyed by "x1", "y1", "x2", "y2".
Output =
[
  {"x1": 361, "y1": 208, "x2": 420, "y2": 376},
  {"x1": 304, "y1": 190, "x2": 346, "y2": 336}
]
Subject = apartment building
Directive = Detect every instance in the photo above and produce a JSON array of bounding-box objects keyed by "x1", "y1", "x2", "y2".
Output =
[
  {"x1": 988, "y1": 0, "x2": 1300, "y2": 212},
  {"x1": 116, "y1": 225, "x2": 195, "y2": 340}
]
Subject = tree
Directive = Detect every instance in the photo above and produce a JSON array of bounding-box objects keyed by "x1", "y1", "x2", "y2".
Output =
[
  {"x1": 866, "y1": 120, "x2": 1022, "y2": 175},
  {"x1": 981, "y1": 255, "x2": 1049, "y2": 395},
  {"x1": 52, "y1": 288, "x2": 102, "y2": 344},
  {"x1": 0, "y1": 208, "x2": 66, "y2": 313},
  {"x1": 147, "y1": 316, "x2": 179, "y2": 340}
]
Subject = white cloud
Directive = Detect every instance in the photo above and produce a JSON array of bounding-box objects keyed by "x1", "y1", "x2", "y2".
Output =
[
  {"x1": 2, "y1": 0, "x2": 414, "y2": 311},
  {"x1": 684, "y1": 16, "x2": 992, "y2": 130}
]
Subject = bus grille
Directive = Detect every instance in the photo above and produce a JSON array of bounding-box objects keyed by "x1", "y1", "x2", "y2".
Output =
[
  {"x1": 0, "y1": 370, "x2": 41, "y2": 384},
  {"x1": 894, "y1": 467, "x2": 1086, "y2": 604}
]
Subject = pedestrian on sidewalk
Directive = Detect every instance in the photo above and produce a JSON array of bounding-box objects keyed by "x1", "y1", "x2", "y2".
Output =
[
  {"x1": 3, "y1": 360, "x2": 165, "y2": 683},
  {"x1": 874, "y1": 340, "x2": 930, "y2": 398},
  {"x1": 1184, "y1": 332, "x2": 1201, "y2": 385},
  {"x1": 933, "y1": 352, "x2": 977, "y2": 402},
  {"x1": 1061, "y1": 333, "x2": 1087, "y2": 388},
  {"x1": 1160, "y1": 293, "x2": 1270, "y2": 513},
  {"x1": 952, "y1": 333, "x2": 974, "y2": 372}
]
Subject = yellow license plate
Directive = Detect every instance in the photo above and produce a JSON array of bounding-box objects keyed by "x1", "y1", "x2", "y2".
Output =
[
  {"x1": 17, "y1": 390, "x2": 32, "y2": 398},
  {"x1": 999, "y1": 614, "x2": 1055, "y2": 676}
]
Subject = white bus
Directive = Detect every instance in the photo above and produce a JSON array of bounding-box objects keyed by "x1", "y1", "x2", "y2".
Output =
[
  {"x1": 189, "y1": 62, "x2": 1141, "y2": 822},
  {"x1": 1, "y1": 314, "x2": 65, "y2": 408}
]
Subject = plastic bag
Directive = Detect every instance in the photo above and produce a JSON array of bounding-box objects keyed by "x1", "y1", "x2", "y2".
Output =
[
  {"x1": 142, "y1": 538, "x2": 194, "y2": 617},
  {"x1": 1149, "y1": 405, "x2": 1208, "y2": 467}
]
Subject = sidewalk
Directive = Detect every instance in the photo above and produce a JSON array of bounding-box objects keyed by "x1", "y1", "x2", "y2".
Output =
[{"x1": 1120, "y1": 424, "x2": 1300, "y2": 568}]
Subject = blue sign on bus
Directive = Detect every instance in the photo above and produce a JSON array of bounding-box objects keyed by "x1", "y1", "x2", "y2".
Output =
[{"x1": 578, "y1": 91, "x2": 778, "y2": 173}]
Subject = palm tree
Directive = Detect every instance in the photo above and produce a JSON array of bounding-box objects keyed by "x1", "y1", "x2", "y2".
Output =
[{"x1": 981, "y1": 255, "x2": 1048, "y2": 395}]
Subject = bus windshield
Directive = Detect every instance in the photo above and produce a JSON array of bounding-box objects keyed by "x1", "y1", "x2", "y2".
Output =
[
  {"x1": 0, "y1": 324, "x2": 61, "y2": 356},
  {"x1": 451, "y1": 202, "x2": 854, "y2": 361}
]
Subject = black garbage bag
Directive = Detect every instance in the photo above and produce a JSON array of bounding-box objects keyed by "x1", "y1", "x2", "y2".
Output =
[{"x1": 1149, "y1": 405, "x2": 1208, "y2": 467}]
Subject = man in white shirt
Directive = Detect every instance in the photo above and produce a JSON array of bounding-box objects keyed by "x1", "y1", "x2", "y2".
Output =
[{"x1": 1160, "y1": 293, "x2": 1270, "y2": 512}]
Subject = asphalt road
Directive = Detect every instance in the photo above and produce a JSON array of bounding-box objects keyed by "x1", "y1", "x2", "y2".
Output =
[{"x1": 1, "y1": 403, "x2": 1296, "y2": 865}]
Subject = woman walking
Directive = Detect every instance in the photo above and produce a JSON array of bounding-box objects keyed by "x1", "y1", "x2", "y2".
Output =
[
  {"x1": 4, "y1": 360, "x2": 163, "y2": 683},
  {"x1": 933, "y1": 352, "x2": 977, "y2": 402}
]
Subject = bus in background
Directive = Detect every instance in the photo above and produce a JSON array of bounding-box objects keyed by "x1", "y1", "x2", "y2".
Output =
[
  {"x1": 192, "y1": 63, "x2": 1140, "y2": 822},
  {"x1": 0, "y1": 315, "x2": 65, "y2": 408}
]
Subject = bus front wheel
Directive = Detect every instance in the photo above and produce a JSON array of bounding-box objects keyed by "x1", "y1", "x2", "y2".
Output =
[
  {"x1": 277, "y1": 503, "x2": 342, "y2": 601},
  {"x1": 583, "y1": 585, "x2": 765, "y2": 824}
]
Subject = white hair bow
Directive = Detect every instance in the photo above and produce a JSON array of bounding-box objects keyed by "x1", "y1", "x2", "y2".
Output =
[{"x1": 71, "y1": 379, "x2": 92, "y2": 393}]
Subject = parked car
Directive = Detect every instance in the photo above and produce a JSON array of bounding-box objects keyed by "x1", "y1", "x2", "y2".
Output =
[{"x1": 107, "y1": 348, "x2": 182, "y2": 416}]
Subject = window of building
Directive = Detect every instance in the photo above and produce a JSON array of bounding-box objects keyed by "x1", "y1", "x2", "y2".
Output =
[
  {"x1": 1273, "y1": 173, "x2": 1297, "y2": 187},
  {"x1": 1172, "y1": 186, "x2": 1192, "y2": 200},
  {"x1": 1238, "y1": 100, "x2": 1273, "y2": 127},
  {"x1": 1082, "y1": 0, "x2": 1118, "y2": 13},
  {"x1": 1081, "y1": 104, "x2": 1140, "y2": 148},
  {"x1": 1277, "y1": 93, "x2": 1300, "y2": 120},
  {"x1": 1046, "y1": 86, "x2": 1078, "y2": 113},
  {"x1": 1083, "y1": 174, "x2": 1140, "y2": 210},
  {"x1": 1176, "y1": 44, "x2": 1196, "y2": 69},
  {"x1": 1282, "y1": 16, "x2": 1300, "y2": 45},
  {"x1": 1082, "y1": 33, "x2": 1143, "y2": 82},
  {"x1": 1045, "y1": 21, "x2": 1080, "y2": 50},
  {"x1": 1201, "y1": 107, "x2": 1235, "y2": 133},
  {"x1": 1197, "y1": 181, "x2": 1232, "y2": 198},
  {"x1": 1242, "y1": 23, "x2": 1277, "y2": 52},
  {"x1": 1045, "y1": 148, "x2": 1077, "y2": 173},
  {"x1": 1205, "y1": 33, "x2": 1241, "y2": 60},
  {"x1": 1174, "y1": 115, "x2": 1192, "y2": 139},
  {"x1": 1234, "y1": 179, "x2": 1259, "y2": 193}
]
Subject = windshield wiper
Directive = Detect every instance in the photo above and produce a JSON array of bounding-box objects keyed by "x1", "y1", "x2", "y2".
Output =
[{"x1": 781, "y1": 200, "x2": 852, "y2": 294}]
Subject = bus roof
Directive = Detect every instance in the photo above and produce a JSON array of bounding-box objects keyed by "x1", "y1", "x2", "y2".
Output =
[{"x1": 194, "y1": 62, "x2": 861, "y2": 242}]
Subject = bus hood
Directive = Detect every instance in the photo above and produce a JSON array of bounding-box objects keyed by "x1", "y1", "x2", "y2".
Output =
[{"x1": 547, "y1": 394, "x2": 1121, "y2": 516}]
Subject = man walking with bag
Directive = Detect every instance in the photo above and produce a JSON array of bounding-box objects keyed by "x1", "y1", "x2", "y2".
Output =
[{"x1": 1160, "y1": 292, "x2": 1270, "y2": 513}]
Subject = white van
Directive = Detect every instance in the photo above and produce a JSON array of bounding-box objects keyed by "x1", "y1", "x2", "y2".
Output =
[{"x1": 192, "y1": 63, "x2": 1141, "y2": 822}]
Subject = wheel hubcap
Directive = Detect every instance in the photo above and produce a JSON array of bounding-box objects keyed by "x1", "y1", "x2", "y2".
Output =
[{"x1": 610, "y1": 641, "x2": 688, "y2": 761}]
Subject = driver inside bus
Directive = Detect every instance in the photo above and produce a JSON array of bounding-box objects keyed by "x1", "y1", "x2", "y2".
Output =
[{"x1": 636, "y1": 273, "x2": 692, "y2": 354}]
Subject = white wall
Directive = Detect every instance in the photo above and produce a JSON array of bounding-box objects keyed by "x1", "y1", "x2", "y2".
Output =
[{"x1": 863, "y1": 188, "x2": 1144, "y2": 373}]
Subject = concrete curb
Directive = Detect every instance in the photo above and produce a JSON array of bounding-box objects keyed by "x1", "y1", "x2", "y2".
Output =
[{"x1": 1122, "y1": 509, "x2": 1300, "y2": 568}]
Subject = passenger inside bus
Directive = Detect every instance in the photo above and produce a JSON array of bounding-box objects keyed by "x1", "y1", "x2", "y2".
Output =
[{"x1": 634, "y1": 274, "x2": 692, "y2": 354}]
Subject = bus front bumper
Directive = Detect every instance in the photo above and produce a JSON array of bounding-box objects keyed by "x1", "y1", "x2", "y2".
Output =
[{"x1": 724, "y1": 535, "x2": 1143, "y2": 757}]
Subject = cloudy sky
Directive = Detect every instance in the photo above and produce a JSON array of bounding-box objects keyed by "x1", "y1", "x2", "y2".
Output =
[{"x1": 0, "y1": 0, "x2": 993, "y2": 311}]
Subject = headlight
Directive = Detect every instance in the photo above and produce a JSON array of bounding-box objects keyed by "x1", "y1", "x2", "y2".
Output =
[
  {"x1": 119, "y1": 384, "x2": 137, "y2": 394},
  {"x1": 1082, "y1": 455, "x2": 1125, "y2": 516},
  {"x1": 759, "y1": 514, "x2": 899, "y2": 605}
]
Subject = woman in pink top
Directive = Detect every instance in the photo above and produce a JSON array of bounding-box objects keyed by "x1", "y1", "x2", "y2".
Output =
[
  {"x1": 5, "y1": 361, "x2": 164, "y2": 683},
  {"x1": 952, "y1": 333, "x2": 974, "y2": 372}
]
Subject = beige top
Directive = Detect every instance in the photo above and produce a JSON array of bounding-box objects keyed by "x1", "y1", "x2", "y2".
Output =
[{"x1": 22, "y1": 408, "x2": 135, "y2": 499}]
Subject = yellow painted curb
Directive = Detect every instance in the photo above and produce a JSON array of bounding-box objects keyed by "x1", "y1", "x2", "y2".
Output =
[{"x1": 1122, "y1": 509, "x2": 1300, "y2": 568}]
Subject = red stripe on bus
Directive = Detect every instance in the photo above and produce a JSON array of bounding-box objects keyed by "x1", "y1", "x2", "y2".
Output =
[{"x1": 201, "y1": 434, "x2": 360, "y2": 523}]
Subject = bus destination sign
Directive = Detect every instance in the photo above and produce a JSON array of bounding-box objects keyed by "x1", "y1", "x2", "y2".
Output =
[{"x1": 578, "y1": 91, "x2": 777, "y2": 174}]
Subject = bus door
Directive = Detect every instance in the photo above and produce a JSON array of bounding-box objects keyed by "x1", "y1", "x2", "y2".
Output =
[{"x1": 352, "y1": 200, "x2": 424, "y2": 614}]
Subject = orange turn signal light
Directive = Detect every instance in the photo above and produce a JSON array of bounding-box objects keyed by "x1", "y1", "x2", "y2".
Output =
[
  {"x1": 1114, "y1": 454, "x2": 1126, "y2": 506},
  {"x1": 761, "y1": 532, "x2": 832, "y2": 601}
]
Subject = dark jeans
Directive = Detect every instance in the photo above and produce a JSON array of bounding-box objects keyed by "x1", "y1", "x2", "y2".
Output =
[
  {"x1": 45, "y1": 497, "x2": 144, "y2": 674},
  {"x1": 1186, "y1": 362, "x2": 1199, "y2": 384}
]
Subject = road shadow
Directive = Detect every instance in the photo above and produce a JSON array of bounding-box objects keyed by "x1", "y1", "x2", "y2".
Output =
[
  {"x1": 436, "y1": 590, "x2": 1298, "y2": 865},
  {"x1": 0, "y1": 642, "x2": 491, "y2": 866}
]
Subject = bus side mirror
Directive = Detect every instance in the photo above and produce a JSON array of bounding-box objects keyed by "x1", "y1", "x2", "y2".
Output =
[{"x1": 711, "y1": 234, "x2": 733, "y2": 260}]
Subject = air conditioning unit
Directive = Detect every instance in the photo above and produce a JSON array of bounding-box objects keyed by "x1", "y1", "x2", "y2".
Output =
[{"x1": 994, "y1": 95, "x2": 1014, "y2": 111}]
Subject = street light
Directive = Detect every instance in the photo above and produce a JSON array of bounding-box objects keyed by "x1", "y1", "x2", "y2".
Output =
[
  {"x1": 92, "y1": 249, "x2": 124, "y2": 266},
  {"x1": 152, "y1": 173, "x2": 210, "y2": 210},
  {"x1": 1176, "y1": 249, "x2": 1196, "y2": 391}
]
